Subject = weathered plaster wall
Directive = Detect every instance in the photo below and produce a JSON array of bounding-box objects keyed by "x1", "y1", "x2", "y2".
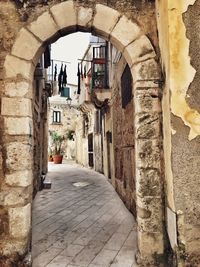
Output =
[{"x1": 156, "y1": 0, "x2": 200, "y2": 264}]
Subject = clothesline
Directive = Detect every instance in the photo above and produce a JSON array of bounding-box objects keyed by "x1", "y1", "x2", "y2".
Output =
[
  {"x1": 52, "y1": 59, "x2": 71, "y2": 64},
  {"x1": 78, "y1": 59, "x2": 92, "y2": 63}
]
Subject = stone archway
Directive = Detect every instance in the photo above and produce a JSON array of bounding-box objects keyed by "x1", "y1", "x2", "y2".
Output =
[{"x1": 1, "y1": 1, "x2": 164, "y2": 265}]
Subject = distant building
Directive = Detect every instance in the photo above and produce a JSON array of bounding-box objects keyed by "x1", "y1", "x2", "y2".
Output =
[{"x1": 47, "y1": 60, "x2": 80, "y2": 159}]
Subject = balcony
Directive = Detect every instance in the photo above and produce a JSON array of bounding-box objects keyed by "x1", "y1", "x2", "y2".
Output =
[{"x1": 92, "y1": 46, "x2": 109, "y2": 90}]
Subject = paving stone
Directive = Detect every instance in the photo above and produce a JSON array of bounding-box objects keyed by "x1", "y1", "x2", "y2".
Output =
[
  {"x1": 32, "y1": 161, "x2": 138, "y2": 266},
  {"x1": 70, "y1": 240, "x2": 105, "y2": 266},
  {"x1": 91, "y1": 248, "x2": 118, "y2": 266},
  {"x1": 110, "y1": 246, "x2": 137, "y2": 267},
  {"x1": 46, "y1": 254, "x2": 73, "y2": 267},
  {"x1": 73, "y1": 225, "x2": 101, "y2": 246},
  {"x1": 104, "y1": 232, "x2": 130, "y2": 251},
  {"x1": 32, "y1": 248, "x2": 62, "y2": 267},
  {"x1": 123, "y1": 231, "x2": 138, "y2": 249},
  {"x1": 60, "y1": 244, "x2": 84, "y2": 258}
]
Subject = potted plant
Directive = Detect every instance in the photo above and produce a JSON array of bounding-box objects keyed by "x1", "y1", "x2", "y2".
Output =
[
  {"x1": 48, "y1": 147, "x2": 54, "y2": 162},
  {"x1": 51, "y1": 132, "x2": 65, "y2": 164},
  {"x1": 66, "y1": 130, "x2": 75, "y2": 141}
]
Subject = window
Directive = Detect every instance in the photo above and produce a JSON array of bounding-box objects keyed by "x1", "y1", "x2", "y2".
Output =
[
  {"x1": 82, "y1": 114, "x2": 89, "y2": 137},
  {"x1": 92, "y1": 45, "x2": 109, "y2": 89},
  {"x1": 61, "y1": 87, "x2": 70, "y2": 97},
  {"x1": 121, "y1": 64, "x2": 132, "y2": 108},
  {"x1": 94, "y1": 110, "x2": 102, "y2": 134},
  {"x1": 53, "y1": 111, "x2": 61, "y2": 123}
]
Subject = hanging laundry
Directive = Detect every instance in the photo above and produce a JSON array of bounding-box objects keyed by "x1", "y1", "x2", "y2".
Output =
[
  {"x1": 77, "y1": 63, "x2": 81, "y2": 95},
  {"x1": 84, "y1": 65, "x2": 87, "y2": 78},
  {"x1": 54, "y1": 64, "x2": 57, "y2": 81},
  {"x1": 58, "y1": 64, "x2": 63, "y2": 93},
  {"x1": 80, "y1": 63, "x2": 83, "y2": 79},
  {"x1": 44, "y1": 45, "x2": 51, "y2": 69},
  {"x1": 63, "y1": 65, "x2": 67, "y2": 86}
]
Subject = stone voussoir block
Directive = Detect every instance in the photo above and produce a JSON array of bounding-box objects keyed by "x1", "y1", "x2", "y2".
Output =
[
  {"x1": 77, "y1": 6, "x2": 93, "y2": 30},
  {"x1": 1, "y1": 97, "x2": 32, "y2": 117},
  {"x1": 51, "y1": 1, "x2": 76, "y2": 32},
  {"x1": 27, "y1": 11, "x2": 58, "y2": 42},
  {"x1": 124, "y1": 35, "x2": 156, "y2": 68},
  {"x1": 110, "y1": 15, "x2": 141, "y2": 52},
  {"x1": 11, "y1": 28, "x2": 42, "y2": 62},
  {"x1": 5, "y1": 117, "x2": 33, "y2": 136},
  {"x1": 5, "y1": 82, "x2": 32, "y2": 98},
  {"x1": 6, "y1": 142, "x2": 33, "y2": 172},
  {"x1": 4, "y1": 55, "x2": 34, "y2": 80},
  {"x1": 136, "y1": 139, "x2": 161, "y2": 169},
  {"x1": 8, "y1": 203, "x2": 31, "y2": 239},
  {"x1": 93, "y1": 4, "x2": 121, "y2": 39},
  {"x1": 131, "y1": 58, "x2": 160, "y2": 83},
  {"x1": 5, "y1": 170, "x2": 33, "y2": 187}
]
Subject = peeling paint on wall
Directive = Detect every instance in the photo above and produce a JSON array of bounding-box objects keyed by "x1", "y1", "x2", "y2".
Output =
[{"x1": 169, "y1": 0, "x2": 199, "y2": 140}]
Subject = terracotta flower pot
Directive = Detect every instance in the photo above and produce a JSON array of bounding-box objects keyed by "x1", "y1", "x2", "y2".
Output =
[{"x1": 53, "y1": 155, "x2": 63, "y2": 164}]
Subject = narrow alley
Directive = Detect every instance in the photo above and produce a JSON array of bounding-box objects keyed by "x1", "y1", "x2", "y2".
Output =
[{"x1": 32, "y1": 161, "x2": 138, "y2": 267}]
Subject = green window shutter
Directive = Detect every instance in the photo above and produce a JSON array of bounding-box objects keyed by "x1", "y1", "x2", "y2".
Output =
[{"x1": 61, "y1": 87, "x2": 70, "y2": 97}]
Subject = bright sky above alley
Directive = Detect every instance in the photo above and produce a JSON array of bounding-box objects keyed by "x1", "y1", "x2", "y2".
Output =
[{"x1": 51, "y1": 32, "x2": 91, "y2": 85}]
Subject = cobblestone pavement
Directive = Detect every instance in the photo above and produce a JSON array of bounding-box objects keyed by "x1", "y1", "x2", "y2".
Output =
[{"x1": 32, "y1": 161, "x2": 138, "y2": 267}]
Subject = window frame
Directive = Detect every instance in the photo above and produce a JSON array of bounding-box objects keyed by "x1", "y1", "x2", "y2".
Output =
[{"x1": 53, "y1": 110, "x2": 61, "y2": 123}]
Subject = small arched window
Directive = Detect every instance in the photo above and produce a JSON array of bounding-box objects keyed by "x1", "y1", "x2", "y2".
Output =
[{"x1": 121, "y1": 64, "x2": 133, "y2": 109}]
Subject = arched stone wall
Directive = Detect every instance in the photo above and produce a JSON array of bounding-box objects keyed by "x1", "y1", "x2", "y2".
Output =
[{"x1": 1, "y1": 1, "x2": 164, "y2": 265}]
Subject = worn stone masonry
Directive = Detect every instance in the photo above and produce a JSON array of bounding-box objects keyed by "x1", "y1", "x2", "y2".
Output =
[
  {"x1": 0, "y1": 0, "x2": 199, "y2": 266},
  {"x1": 0, "y1": 1, "x2": 164, "y2": 266}
]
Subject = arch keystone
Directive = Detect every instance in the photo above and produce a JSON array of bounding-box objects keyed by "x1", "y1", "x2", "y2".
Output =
[
  {"x1": 50, "y1": 1, "x2": 76, "y2": 33},
  {"x1": 93, "y1": 4, "x2": 121, "y2": 39},
  {"x1": 27, "y1": 11, "x2": 59, "y2": 42},
  {"x1": 110, "y1": 16, "x2": 141, "y2": 52},
  {"x1": 124, "y1": 35, "x2": 156, "y2": 68},
  {"x1": 11, "y1": 28, "x2": 42, "y2": 63},
  {"x1": 77, "y1": 6, "x2": 93, "y2": 30}
]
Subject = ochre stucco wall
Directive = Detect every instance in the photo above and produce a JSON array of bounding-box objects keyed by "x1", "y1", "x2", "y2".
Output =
[{"x1": 156, "y1": 0, "x2": 200, "y2": 264}]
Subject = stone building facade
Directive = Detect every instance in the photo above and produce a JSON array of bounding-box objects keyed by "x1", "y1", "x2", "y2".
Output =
[
  {"x1": 0, "y1": 0, "x2": 199, "y2": 266},
  {"x1": 48, "y1": 83, "x2": 79, "y2": 159},
  {"x1": 76, "y1": 36, "x2": 137, "y2": 217}
]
